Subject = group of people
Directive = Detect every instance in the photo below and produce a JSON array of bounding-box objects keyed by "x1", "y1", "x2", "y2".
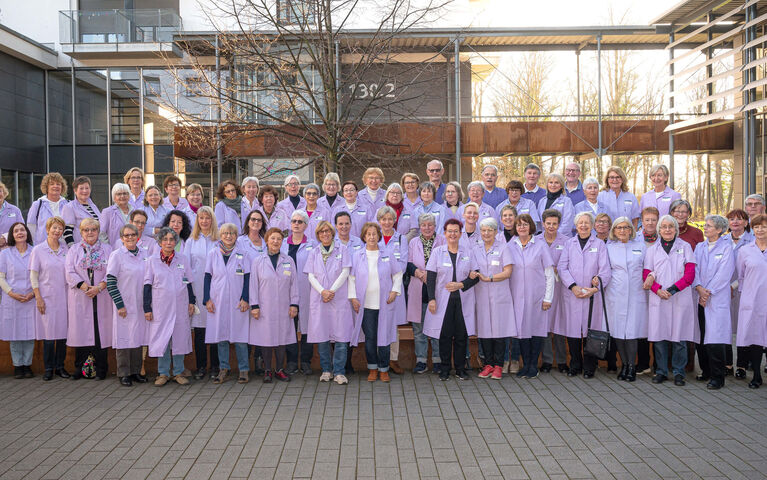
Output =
[{"x1": 1, "y1": 159, "x2": 766, "y2": 391}]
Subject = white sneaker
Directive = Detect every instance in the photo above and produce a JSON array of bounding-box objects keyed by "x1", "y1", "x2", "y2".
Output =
[
  {"x1": 509, "y1": 360, "x2": 520, "y2": 374},
  {"x1": 334, "y1": 374, "x2": 348, "y2": 385},
  {"x1": 319, "y1": 372, "x2": 332, "y2": 382}
]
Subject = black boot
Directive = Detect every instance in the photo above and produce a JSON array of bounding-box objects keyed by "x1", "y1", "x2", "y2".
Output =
[
  {"x1": 23, "y1": 366, "x2": 34, "y2": 378},
  {"x1": 43, "y1": 370, "x2": 54, "y2": 381},
  {"x1": 625, "y1": 365, "x2": 636, "y2": 382},
  {"x1": 13, "y1": 366, "x2": 23, "y2": 379},
  {"x1": 617, "y1": 365, "x2": 627, "y2": 381}
]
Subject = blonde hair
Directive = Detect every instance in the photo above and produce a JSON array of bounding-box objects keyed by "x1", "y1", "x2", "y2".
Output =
[
  {"x1": 608, "y1": 216, "x2": 637, "y2": 241},
  {"x1": 546, "y1": 173, "x2": 566, "y2": 193},
  {"x1": 314, "y1": 220, "x2": 335, "y2": 239},
  {"x1": 40, "y1": 172, "x2": 68, "y2": 197},
  {"x1": 603, "y1": 166, "x2": 629, "y2": 192},
  {"x1": 362, "y1": 167, "x2": 385, "y2": 184},
  {"x1": 45, "y1": 216, "x2": 65, "y2": 233},
  {"x1": 190, "y1": 206, "x2": 220, "y2": 241},
  {"x1": 79, "y1": 217, "x2": 100, "y2": 231},
  {"x1": 123, "y1": 167, "x2": 145, "y2": 186},
  {"x1": 0, "y1": 182, "x2": 9, "y2": 199}
]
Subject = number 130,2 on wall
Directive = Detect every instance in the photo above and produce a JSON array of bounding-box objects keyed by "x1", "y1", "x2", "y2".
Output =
[{"x1": 348, "y1": 82, "x2": 395, "y2": 99}]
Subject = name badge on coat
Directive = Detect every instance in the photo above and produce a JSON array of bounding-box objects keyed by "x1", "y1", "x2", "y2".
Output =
[
  {"x1": 336, "y1": 253, "x2": 342, "y2": 259},
  {"x1": 589, "y1": 247, "x2": 598, "y2": 253},
  {"x1": 662, "y1": 197, "x2": 671, "y2": 201},
  {"x1": 555, "y1": 245, "x2": 563, "y2": 250},
  {"x1": 491, "y1": 260, "x2": 500, "y2": 266},
  {"x1": 632, "y1": 249, "x2": 642, "y2": 255},
  {"x1": 8, "y1": 213, "x2": 15, "y2": 217},
  {"x1": 382, "y1": 256, "x2": 390, "y2": 262},
  {"x1": 624, "y1": 199, "x2": 633, "y2": 205},
  {"x1": 676, "y1": 249, "x2": 684, "y2": 254},
  {"x1": 443, "y1": 262, "x2": 452, "y2": 267},
  {"x1": 715, "y1": 253, "x2": 723, "y2": 259}
]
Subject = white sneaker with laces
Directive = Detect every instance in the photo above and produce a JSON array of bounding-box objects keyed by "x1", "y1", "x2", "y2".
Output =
[
  {"x1": 319, "y1": 372, "x2": 333, "y2": 382},
  {"x1": 334, "y1": 374, "x2": 348, "y2": 385}
]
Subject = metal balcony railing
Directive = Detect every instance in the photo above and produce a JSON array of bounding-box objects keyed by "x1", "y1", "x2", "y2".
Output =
[{"x1": 59, "y1": 9, "x2": 182, "y2": 44}]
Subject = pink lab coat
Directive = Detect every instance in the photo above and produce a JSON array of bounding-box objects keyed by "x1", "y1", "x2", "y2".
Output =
[
  {"x1": 214, "y1": 201, "x2": 242, "y2": 233},
  {"x1": 644, "y1": 237, "x2": 698, "y2": 343},
  {"x1": 305, "y1": 205, "x2": 333, "y2": 242},
  {"x1": 204, "y1": 247, "x2": 251, "y2": 344},
  {"x1": 735, "y1": 242, "x2": 767, "y2": 347},
  {"x1": 693, "y1": 237, "x2": 735, "y2": 344},
  {"x1": 144, "y1": 251, "x2": 193, "y2": 357},
  {"x1": 348, "y1": 248, "x2": 403, "y2": 346},
  {"x1": 406, "y1": 235, "x2": 446, "y2": 324},
  {"x1": 184, "y1": 234, "x2": 217, "y2": 328},
  {"x1": 556, "y1": 234, "x2": 612, "y2": 338},
  {"x1": 379, "y1": 232, "x2": 408, "y2": 325},
  {"x1": 0, "y1": 246, "x2": 35, "y2": 341},
  {"x1": 356, "y1": 188, "x2": 385, "y2": 217},
  {"x1": 640, "y1": 186, "x2": 682, "y2": 218},
  {"x1": 273, "y1": 197, "x2": 307, "y2": 231},
  {"x1": 27, "y1": 197, "x2": 69, "y2": 246},
  {"x1": 30, "y1": 243, "x2": 69, "y2": 340},
  {"x1": 507, "y1": 236, "x2": 554, "y2": 338},
  {"x1": 472, "y1": 238, "x2": 517, "y2": 338},
  {"x1": 303, "y1": 243, "x2": 354, "y2": 343},
  {"x1": 538, "y1": 233, "x2": 567, "y2": 334},
  {"x1": 280, "y1": 238, "x2": 315, "y2": 333},
  {"x1": 422, "y1": 244, "x2": 478, "y2": 339},
  {"x1": 537, "y1": 195, "x2": 575, "y2": 237},
  {"x1": 106, "y1": 246, "x2": 150, "y2": 349},
  {"x1": 597, "y1": 190, "x2": 641, "y2": 222},
  {"x1": 100, "y1": 204, "x2": 133, "y2": 249},
  {"x1": 65, "y1": 242, "x2": 113, "y2": 347},
  {"x1": 605, "y1": 238, "x2": 648, "y2": 340},
  {"x1": 249, "y1": 252, "x2": 299, "y2": 346},
  {"x1": 61, "y1": 198, "x2": 102, "y2": 245}
]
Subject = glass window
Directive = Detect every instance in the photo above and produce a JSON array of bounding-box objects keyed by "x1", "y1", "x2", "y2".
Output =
[
  {"x1": 17, "y1": 172, "x2": 33, "y2": 213},
  {"x1": 48, "y1": 71, "x2": 73, "y2": 146},
  {"x1": 75, "y1": 70, "x2": 108, "y2": 145},
  {"x1": 110, "y1": 69, "x2": 141, "y2": 144}
]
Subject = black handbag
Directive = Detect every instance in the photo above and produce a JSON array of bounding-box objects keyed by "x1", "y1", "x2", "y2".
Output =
[{"x1": 584, "y1": 277, "x2": 610, "y2": 359}]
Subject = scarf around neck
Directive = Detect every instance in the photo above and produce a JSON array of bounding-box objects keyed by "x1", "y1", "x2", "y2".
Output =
[
  {"x1": 222, "y1": 196, "x2": 242, "y2": 216},
  {"x1": 545, "y1": 189, "x2": 563, "y2": 210},
  {"x1": 80, "y1": 241, "x2": 107, "y2": 271}
]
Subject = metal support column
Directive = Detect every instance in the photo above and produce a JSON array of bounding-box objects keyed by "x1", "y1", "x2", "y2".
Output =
[
  {"x1": 454, "y1": 37, "x2": 461, "y2": 184},
  {"x1": 669, "y1": 32, "x2": 675, "y2": 189},
  {"x1": 748, "y1": 3, "x2": 758, "y2": 194},
  {"x1": 707, "y1": 15, "x2": 713, "y2": 212},
  {"x1": 70, "y1": 62, "x2": 76, "y2": 178},
  {"x1": 216, "y1": 34, "x2": 223, "y2": 186},
  {"x1": 334, "y1": 39, "x2": 341, "y2": 174},
  {"x1": 576, "y1": 50, "x2": 581, "y2": 117},
  {"x1": 106, "y1": 68, "x2": 112, "y2": 205},
  {"x1": 139, "y1": 67, "x2": 145, "y2": 172},
  {"x1": 44, "y1": 70, "x2": 49, "y2": 173},
  {"x1": 596, "y1": 34, "x2": 602, "y2": 161}
]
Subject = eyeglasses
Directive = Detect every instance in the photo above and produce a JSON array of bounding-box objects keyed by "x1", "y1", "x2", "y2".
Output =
[
  {"x1": 121, "y1": 233, "x2": 138, "y2": 238},
  {"x1": 342, "y1": 188, "x2": 356, "y2": 193},
  {"x1": 389, "y1": 192, "x2": 402, "y2": 196},
  {"x1": 221, "y1": 231, "x2": 236, "y2": 236},
  {"x1": 305, "y1": 192, "x2": 319, "y2": 197},
  {"x1": 565, "y1": 168, "x2": 580, "y2": 173},
  {"x1": 167, "y1": 183, "x2": 181, "y2": 188},
  {"x1": 291, "y1": 219, "x2": 305, "y2": 224},
  {"x1": 286, "y1": 182, "x2": 300, "y2": 187},
  {"x1": 427, "y1": 168, "x2": 441, "y2": 173},
  {"x1": 82, "y1": 228, "x2": 99, "y2": 233},
  {"x1": 132, "y1": 220, "x2": 146, "y2": 226},
  {"x1": 614, "y1": 225, "x2": 632, "y2": 230},
  {"x1": 249, "y1": 217, "x2": 263, "y2": 223},
  {"x1": 595, "y1": 220, "x2": 610, "y2": 225},
  {"x1": 607, "y1": 176, "x2": 621, "y2": 180},
  {"x1": 403, "y1": 181, "x2": 418, "y2": 185},
  {"x1": 224, "y1": 189, "x2": 237, "y2": 194}
]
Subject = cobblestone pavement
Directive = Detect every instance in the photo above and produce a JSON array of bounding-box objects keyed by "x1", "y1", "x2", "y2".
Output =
[{"x1": 0, "y1": 368, "x2": 765, "y2": 480}]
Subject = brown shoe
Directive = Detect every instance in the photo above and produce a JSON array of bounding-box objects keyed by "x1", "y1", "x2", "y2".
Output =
[
  {"x1": 238, "y1": 371, "x2": 249, "y2": 384},
  {"x1": 213, "y1": 369, "x2": 229, "y2": 384},
  {"x1": 154, "y1": 375, "x2": 169, "y2": 386},
  {"x1": 367, "y1": 369, "x2": 378, "y2": 382},
  {"x1": 389, "y1": 361, "x2": 404, "y2": 375},
  {"x1": 174, "y1": 375, "x2": 190, "y2": 385},
  {"x1": 380, "y1": 371, "x2": 391, "y2": 383}
]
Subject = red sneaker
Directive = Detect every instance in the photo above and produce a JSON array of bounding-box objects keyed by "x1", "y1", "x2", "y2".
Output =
[
  {"x1": 491, "y1": 365, "x2": 503, "y2": 380},
  {"x1": 274, "y1": 370, "x2": 291, "y2": 382},
  {"x1": 478, "y1": 365, "x2": 494, "y2": 378}
]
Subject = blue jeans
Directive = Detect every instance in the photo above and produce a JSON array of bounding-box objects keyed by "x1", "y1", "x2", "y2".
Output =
[
  {"x1": 9, "y1": 340, "x2": 34, "y2": 366},
  {"x1": 158, "y1": 344, "x2": 186, "y2": 376},
  {"x1": 318, "y1": 341, "x2": 348, "y2": 376},
  {"x1": 506, "y1": 338, "x2": 521, "y2": 362},
  {"x1": 654, "y1": 340, "x2": 687, "y2": 378},
  {"x1": 217, "y1": 342, "x2": 249, "y2": 372},
  {"x1": 413, "y1": 303, "x2": 440, "y2": 363},
  {"x1": 361, "y1": 308, "x2": 390, "y2": 371}
]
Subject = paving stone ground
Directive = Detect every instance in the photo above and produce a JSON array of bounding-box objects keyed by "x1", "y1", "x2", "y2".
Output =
[{"x1": 0, "y1": 368, "x2": 765, "y2": 480}]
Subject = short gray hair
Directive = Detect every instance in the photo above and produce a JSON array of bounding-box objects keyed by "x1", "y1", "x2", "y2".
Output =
[
  {"x1": 705, "y1": 214, "x2": 729, "y2": 234},
  {"x1": 303, "y1": 183, "x2": 320, "y2": 195},
  {"x1": 670, "y1": 199, "x2": 691, "y2": 215},
  {"x1": 120, "y1": 223, "x2": 139, "y2": 237},
  {"x1": 479, "y1": 217, "x2": 498, "y2": 231},
  {"x1": 481, "y1": 164, "x2": 498, "y2": 175},
  {"x1": 283, "y1": 174, "x2": 301, "y2": 187},
  {"x1": 463, "y1": 201, "x2": 480, "y2": 213},
  {"x1": 583, "y1": 177, "x2": 600, "y2": 188},
  {"x1": 241, "y1": 176, "x2": 260, "y2": 188},
  {"x1": 467, "y1": 181, "x2": 483, "y2": 194},
  {"x1": 608, "y1": 216, "x2": 635, "y2": 241},
  {"x1": 385, "y1": 183, "x2": 403, "y2": 197},
  {"x1": 155, "y1": 226, "x2": 179, "y2": 245},
  {"x1": 418, "y1": 213, "x2": 436, "y2": 226},
  {"x1": 659, "y1": 215, "x2": 679, "y2": 235},
  {"x1": 746, "y1": 193, "x2": 765, "y2": 205},
  {"x1": 111, "y1": 182, "x2": 130, "y2": 200},
  {"x1": 574, "y1": 211, "x2": 595, "y2": 227},
  {"x1": 426, "y1": 159, "x2": 444, "y2": 170},
  {"x1": 322, "y1": 172, "x2": 340, "y2": 189},
  {"x1": 376, "y1": 205, "x2": 397, "y2": 221},
  {"x1": 649, "y1": 164, "x2": 669, "y2": 180},
  {"x1": 524, "y1": 163, "x2": 541, "y2": 174},
  {"x1": 291, "y1": 209, "x2": 310, "y2": 224},
  {"x1": 219, "y1": 222, "x2": 239, "y2": 235}
]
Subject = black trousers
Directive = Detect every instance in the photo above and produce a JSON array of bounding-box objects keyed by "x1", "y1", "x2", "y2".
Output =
[
  {"x1": 263, "y1": 346, "x2": 286, "y2": 372},
  {"x1": 736, "y1": 346, "x2": 750, "y2": 369},
  {"x1": 637, "y1": 338, "x2": 651, "y2": 371},
  {"x1": 43, "y1": 339, "x2": 67, "y2": 371},
  {"x1": 480, "y1": 338, "x2": 506, "y2": 367},
  {"x1": 193, "y1": 327, "x2": 219, "y2": 370},
  {"x1": 605, "y1": 338, "x2": 618, "y2": 370},
  {"x1": 286, "y1": 316, "x2": 313, "y2": 365},
  {"x1": 440, "y1": 296, "x2": 468, "y2": 370},
  {"x1": 74, "y1": 307, "x2": 108, "y2": 378},
  {"x1": 696, "y1": 305, "x2": 727, "y2": 381},
  {"x1": 566, "y1": 337, "x2": 597, "y2": 374}
]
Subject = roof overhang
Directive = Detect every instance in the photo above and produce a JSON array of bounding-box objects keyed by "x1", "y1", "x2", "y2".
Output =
[{"x1": 0, "y1": 24, "x2": 58, "y2": 69}]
